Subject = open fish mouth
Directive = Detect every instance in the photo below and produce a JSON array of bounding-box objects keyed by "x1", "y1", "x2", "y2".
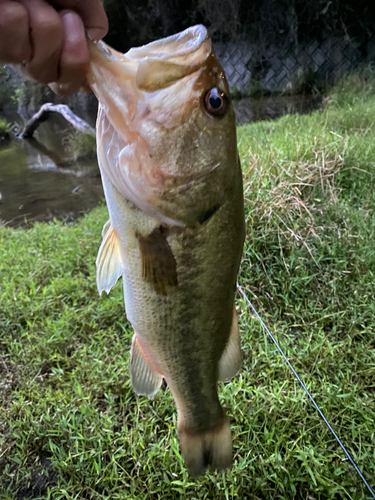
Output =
[
  {"x1": 126, "y1": 24, "x2": 209, "y2": 63},
  {"x1": 89, "y1": 25, "x2": 212, "y2": 92},
  {"x1": 102, "y1": 24, "x2": 209, "y2": 63}
]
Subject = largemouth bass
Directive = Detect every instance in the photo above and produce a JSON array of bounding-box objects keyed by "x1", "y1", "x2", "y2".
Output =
[{"x1": 87, "y1": 25, "x2": 245, "y2": 477}]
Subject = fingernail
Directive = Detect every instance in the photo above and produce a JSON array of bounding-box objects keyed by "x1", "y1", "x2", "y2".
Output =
[
  {"x1": 86, "y1": 28, "x2": 105, "y2": 42},
  {"x1": 62, "y1": 11, "x2": 84, "y2": 43}
]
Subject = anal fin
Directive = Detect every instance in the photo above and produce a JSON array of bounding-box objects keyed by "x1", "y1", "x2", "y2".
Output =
[
  {"x1": 218, "y1": 305, "x2": 242, "y2": 383},
  {"x1": 130, "y1": 335, "x2": 163, "y2": 399},
  {"x1": 96, "y1": 219, "x2": 123, "y2": 295}
]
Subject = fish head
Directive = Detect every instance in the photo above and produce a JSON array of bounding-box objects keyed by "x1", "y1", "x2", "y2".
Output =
[{"x1": 88, "y1": 25, "x2": 238, "y2": 226}]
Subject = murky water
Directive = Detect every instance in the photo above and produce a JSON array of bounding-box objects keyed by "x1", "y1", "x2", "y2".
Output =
[
  {"x1": 0, "y1": 94, "x2": 322, "y2": 227},
  {"x1": 0, "y1": 116, "x2": 103, "y2": 227}
]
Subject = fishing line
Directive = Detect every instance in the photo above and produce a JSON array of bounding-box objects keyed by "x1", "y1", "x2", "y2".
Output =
[{"x1": 237, "y1": 283, "x2": 375, "y2": 499}]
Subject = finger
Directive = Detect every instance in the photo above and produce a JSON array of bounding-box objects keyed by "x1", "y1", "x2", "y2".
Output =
[
  {"x1": 0, "y1": 1, "x2": 31, "y2": 63},
  {"x1": 20, "y1": 0, "x2": 64, "y2": 84},
  {"x1": 53, "y1": 0, "x2": 108, "y2": 41},
  {"x1": 50, "y1": 9, "x2": 89, "y2": 95}
]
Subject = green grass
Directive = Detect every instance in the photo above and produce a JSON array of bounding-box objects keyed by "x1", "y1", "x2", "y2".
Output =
[{"x1": 1, "y1": 67, "x2": 375, "y2": 499}]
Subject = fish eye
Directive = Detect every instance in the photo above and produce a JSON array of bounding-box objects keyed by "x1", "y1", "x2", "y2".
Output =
[{"x1": 203, "y1": 88, "x2": 228, "y2": 117}]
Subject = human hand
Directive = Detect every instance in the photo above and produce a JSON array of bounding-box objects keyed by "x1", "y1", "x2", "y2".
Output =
[{"x1": 0, "y1": 0, "x2": 108, "y2": 95}]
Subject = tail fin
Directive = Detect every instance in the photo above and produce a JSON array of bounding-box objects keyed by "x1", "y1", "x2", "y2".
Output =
[{"x1": 178, "y1": 418, "x2": 232, "y2": 477}]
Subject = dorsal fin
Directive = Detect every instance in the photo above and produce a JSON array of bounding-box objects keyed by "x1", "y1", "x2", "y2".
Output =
[{"x1": 96, "y1": 220, "x2": 123, "y2": 295}]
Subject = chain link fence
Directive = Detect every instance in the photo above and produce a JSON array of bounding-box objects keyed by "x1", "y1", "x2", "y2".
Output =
[{"x1": 214, "y1": 35, "x2": 374, "y2": 96}]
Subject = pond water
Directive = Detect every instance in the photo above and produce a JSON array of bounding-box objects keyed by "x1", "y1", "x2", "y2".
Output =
[
  {"x1": 0, "y1": 94, "x2": 322, "y2": 227},
  {"x1": 0, "y1": 116, "x2": 103, "y2": 227}
]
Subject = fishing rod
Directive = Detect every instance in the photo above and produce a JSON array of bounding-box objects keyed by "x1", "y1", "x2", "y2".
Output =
[{"x1": 237, "y1": 283, "x2": 375, "y2": 499}]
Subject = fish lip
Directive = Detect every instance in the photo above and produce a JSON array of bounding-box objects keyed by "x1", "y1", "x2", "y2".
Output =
[
  {"x1": 90, "y1": 25, "x2": 210, "y2": 66},
  {"x1": 130, "y1": 24, "x2": 209, "y2": 63}
]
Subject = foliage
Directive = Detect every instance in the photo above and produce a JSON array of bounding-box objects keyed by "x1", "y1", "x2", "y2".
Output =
[
  {"x1": 63, "y1": 132, "x2": 97, "y2": 162},
  {"x1": 0, "y1": 118, "x2": 11, "y2": 140},
  {"x1": 0, "y1": 65, "x2": 16, "y2": 106},
  {"x1": 0, "y1": 70, "x2": 375, "y2": 498},
  {"x1": 14, "y1": 80, "x2": 56, "y2": 116}
]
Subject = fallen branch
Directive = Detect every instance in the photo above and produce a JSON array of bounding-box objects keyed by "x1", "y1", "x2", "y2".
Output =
[{"x1": 19, "y1": 103, "x2": 96, "y2": 139}]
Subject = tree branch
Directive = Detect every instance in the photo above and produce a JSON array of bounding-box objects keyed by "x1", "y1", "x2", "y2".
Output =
[{"x1": 19, "y1": 103, "x2": 96, "y2": 139}]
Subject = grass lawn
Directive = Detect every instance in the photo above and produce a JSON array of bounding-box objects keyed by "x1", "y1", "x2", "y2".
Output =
[{"x1": 1, "y1": 68, "x2": 375, "y2": 499}]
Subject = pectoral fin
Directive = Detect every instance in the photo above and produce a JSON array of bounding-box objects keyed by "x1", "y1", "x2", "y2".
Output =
[
  {"x1": 130, "y1": 335, "x2": 163, "y2": 399},
  {"x1": 218, "y1": 306, "x2": 242, "y2": 382},
  {"x1": 136, "y1": 226, "x2": 178, "y2": 296},
  {"x1": 96, "y1": 220, "x2": 123, "y2": 295}
]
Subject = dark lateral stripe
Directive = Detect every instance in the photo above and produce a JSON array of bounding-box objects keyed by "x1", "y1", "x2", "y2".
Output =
[{"x1": 136, "y1": 226, "x2": 178, "y2": 295}]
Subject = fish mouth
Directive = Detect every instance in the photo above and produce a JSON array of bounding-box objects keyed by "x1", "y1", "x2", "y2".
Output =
[
  {"x1": 89, "y1": 25, "x2": 212, "y2": 92},
  {"x1": 127, "y1": 24, "x2": 210, "y2": 65}
]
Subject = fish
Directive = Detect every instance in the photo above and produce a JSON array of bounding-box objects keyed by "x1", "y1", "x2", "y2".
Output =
[{"x1": 86, "y1": 24, "x2": 245, "y2": 477}]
